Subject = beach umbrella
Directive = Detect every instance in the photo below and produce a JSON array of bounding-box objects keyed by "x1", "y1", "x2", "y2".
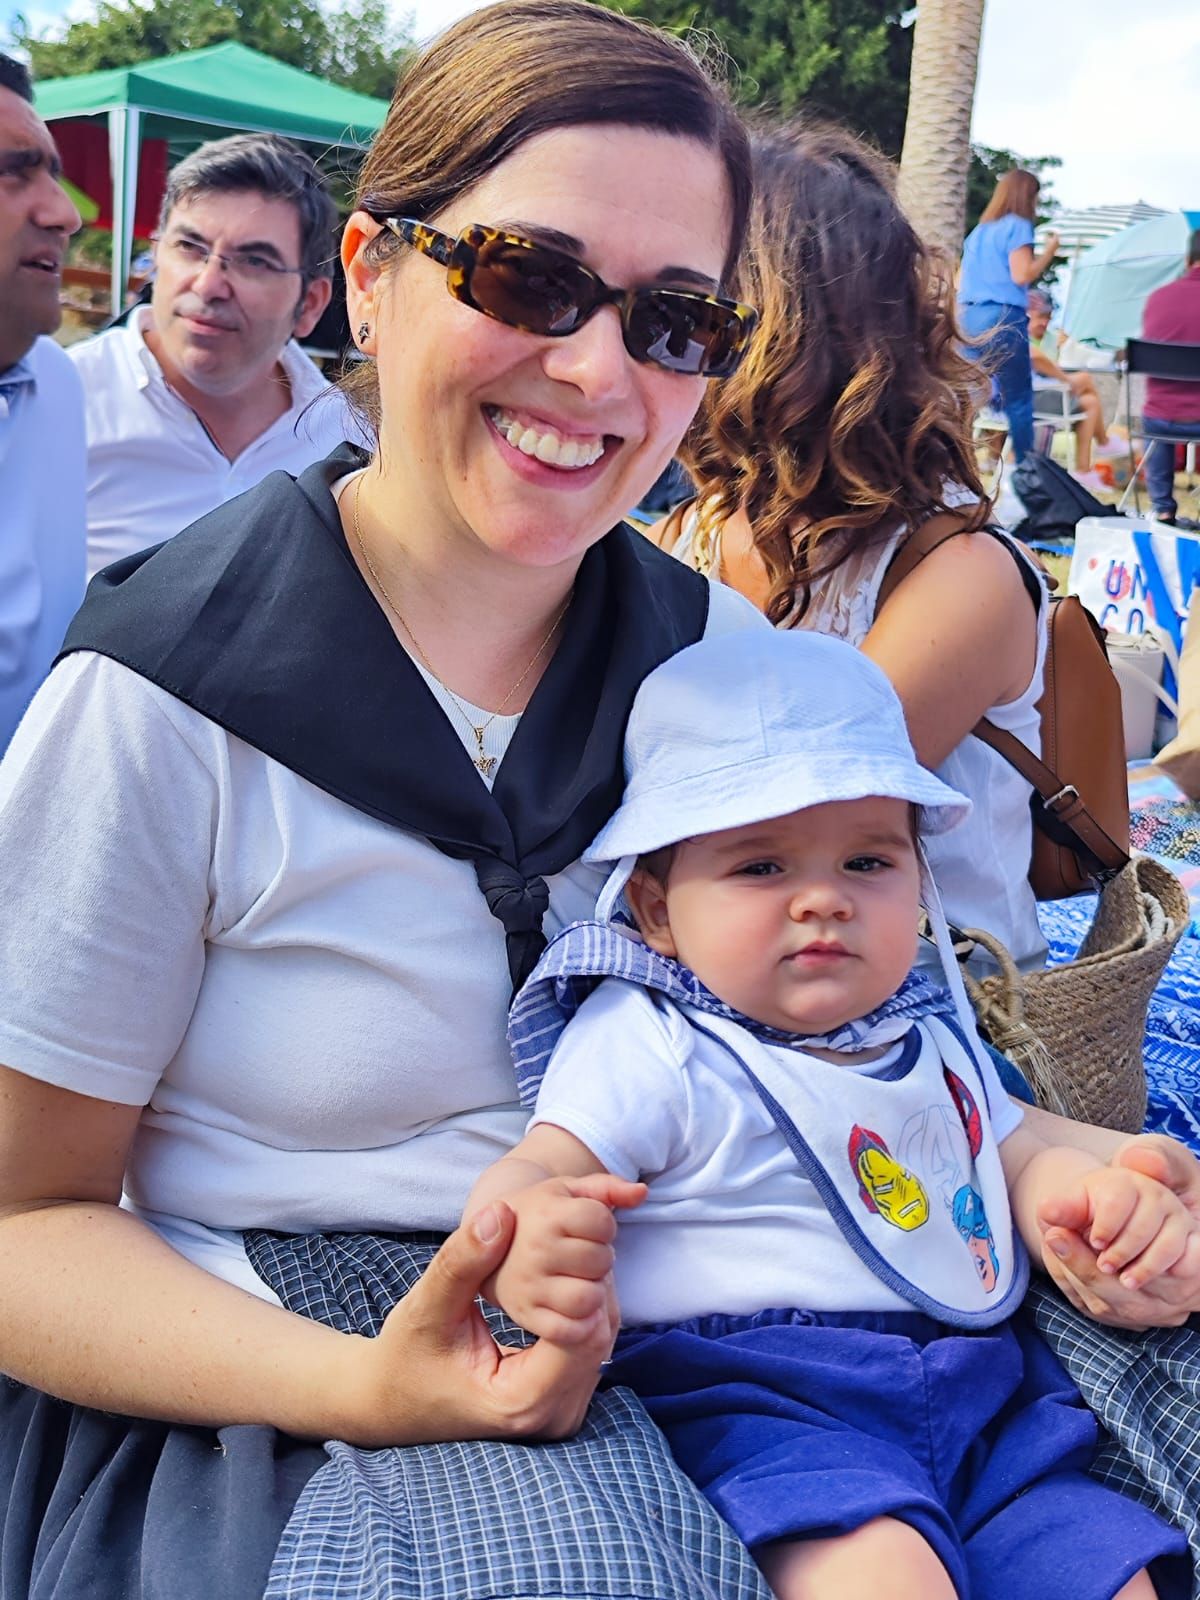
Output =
[
  {"x1": 1036, "y1": 201, "x2": 1167, "y2": 255},
  {"x1": 1063, "y1": 210, "x2": 1200, "y2": 350}
]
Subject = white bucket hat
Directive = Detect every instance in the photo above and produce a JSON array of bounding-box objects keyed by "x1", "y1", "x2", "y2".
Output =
[{"x1": 586, "y1": 628, "x2": 970, "y2": 921}]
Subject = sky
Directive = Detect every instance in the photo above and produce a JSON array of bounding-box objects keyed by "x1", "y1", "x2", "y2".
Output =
[{"x1": 8, "y1": 0, "x2": 1198, "y2": 215}]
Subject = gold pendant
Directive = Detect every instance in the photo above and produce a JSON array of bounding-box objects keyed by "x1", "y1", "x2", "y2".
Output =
[{"x1": 472, "y1": 727, "x2": 496, "y2": 778}]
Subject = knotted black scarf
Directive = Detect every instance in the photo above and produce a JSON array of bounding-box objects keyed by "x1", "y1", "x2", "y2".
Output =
[{"x1": 59, "y1": 444, "x2": 710, "y2": 991}]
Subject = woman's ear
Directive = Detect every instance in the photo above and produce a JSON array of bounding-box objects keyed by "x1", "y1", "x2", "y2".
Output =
[
  {"x1": 342, "y1": 211, "x2": 384, "y2": 351},
  {"x1": 624, "y1": 869, "x2": 677, "y2": 958}
]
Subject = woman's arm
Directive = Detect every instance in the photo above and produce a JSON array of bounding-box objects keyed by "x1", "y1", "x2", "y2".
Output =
[
  {"x1": 0, "y1": 1066, "x2": 357, "y2": 1432},
  {"x1": 0, "y1": 1066, "x2": 616, "y2": 1446},
  {"x1": 862, "y1": 532, "x2": 1038, "y2": 768},
  {"x1": 1009, "y1": 231, "x2": 1059, "y2": 287}
]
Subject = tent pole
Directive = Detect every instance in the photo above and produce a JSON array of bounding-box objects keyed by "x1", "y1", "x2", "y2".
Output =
[{"x1": 107, "y1": 105, "x2": 141, "y2": 319}]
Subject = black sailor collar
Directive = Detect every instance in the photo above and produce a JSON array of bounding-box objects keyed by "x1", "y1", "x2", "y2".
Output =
[{"x1": 60, "y1": 443, "x2": 710, "y2": 990}]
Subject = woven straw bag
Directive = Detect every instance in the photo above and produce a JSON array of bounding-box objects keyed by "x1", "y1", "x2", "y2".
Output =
[{"x1": 963, "y1": 857, "x2": 1189, "y2": 1132}]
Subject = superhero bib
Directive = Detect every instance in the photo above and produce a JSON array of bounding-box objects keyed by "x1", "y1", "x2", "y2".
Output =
[{"x1": 683, "y1": 1010, "x2": 1027, "y2": 1328}]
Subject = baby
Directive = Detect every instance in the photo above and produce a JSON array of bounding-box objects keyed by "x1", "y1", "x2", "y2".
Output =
[{"x1": 468, "y1": 630, "x2": 1188, "y2": 1600}]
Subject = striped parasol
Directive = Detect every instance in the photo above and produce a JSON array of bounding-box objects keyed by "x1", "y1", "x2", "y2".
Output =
[{"x1": 1036, "y1": 202, "x2": 1168, "y2": 254}]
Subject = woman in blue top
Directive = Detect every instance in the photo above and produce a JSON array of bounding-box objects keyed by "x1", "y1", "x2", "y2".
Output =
[{"x1": 959, "y1": 169, "x2": 1059, "y2": 461}]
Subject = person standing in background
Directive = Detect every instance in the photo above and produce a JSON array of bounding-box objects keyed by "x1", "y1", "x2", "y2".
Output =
[
  {"x1": 958, "y1": 170, "x2": 1058, "y2": 462},
  {"x1": 1140, "y1": 229, "x2": 1200, "y2": 527},
  {"x1": 70, "y1": 133, "x2": 361, "y2": 577},
  {"x1": 0, "y1": 51, "x2": 84, "y2": 752}
]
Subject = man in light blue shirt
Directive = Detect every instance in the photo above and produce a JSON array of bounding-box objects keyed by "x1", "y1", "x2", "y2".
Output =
[{"x1": 0, "y1": 52, "x2": 85, "y2": 751}]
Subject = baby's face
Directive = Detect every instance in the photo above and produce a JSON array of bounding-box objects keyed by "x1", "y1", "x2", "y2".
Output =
[{"x1": 631, "y1": 796, "x2": 921, "y2": 1035}]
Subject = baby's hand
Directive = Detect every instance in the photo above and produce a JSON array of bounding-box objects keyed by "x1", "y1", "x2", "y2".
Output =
[
  {"x1": 477, "y1": 1173, "x2": 646, "y2": 1344},
  {"x1": 1038, "y1": 1165, "x2": 1196, "y2": 1290}
]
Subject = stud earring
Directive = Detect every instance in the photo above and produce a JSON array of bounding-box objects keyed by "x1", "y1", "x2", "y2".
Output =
[{"x1": 357, "y1": 321, "x2": 370, "y2": 345}]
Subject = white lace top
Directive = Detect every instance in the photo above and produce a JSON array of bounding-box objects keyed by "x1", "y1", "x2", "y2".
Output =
[{"x1": 670, "y1": 501, "x2": 1048, "y2": 971}]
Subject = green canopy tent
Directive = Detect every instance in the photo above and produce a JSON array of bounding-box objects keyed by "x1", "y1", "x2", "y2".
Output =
[{"x1": 34, "y1": 42, "x2": 388, "y2": 316}]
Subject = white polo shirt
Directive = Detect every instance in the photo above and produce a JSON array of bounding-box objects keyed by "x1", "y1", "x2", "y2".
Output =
[
  {"x1": 0, "y1": 337, "x2": 86, "y2": 752},
  {"x1": 70, "y1": 308, "x2": 363, "y2": 578}
]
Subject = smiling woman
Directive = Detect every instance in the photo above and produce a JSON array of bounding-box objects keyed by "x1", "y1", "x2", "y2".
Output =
[
  {"x1": 0, "y1": 4, "x2": 781, "y2": 1598},
  {"x1": 344, "y1": 120, "x2": 742, "y2": 581}
]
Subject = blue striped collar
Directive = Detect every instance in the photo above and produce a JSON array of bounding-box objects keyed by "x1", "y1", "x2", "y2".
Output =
[{"x1": 508, "y1": 918, "x2": 954, "y2": 1109}]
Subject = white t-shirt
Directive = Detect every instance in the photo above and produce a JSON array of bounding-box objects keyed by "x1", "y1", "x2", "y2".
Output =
[
  {"x1": 671, "y1": 505, "x2": 1049, "y2": 971},
  {"x1": 531, "y1": 980, "x2": 1022, "y2": 1325},
  {"x1": 0, "y1": 580, "x2": 764, "y2": 1302},
  {"x1": 70, "y1": 309, "x2": 366, "y2": 579}
]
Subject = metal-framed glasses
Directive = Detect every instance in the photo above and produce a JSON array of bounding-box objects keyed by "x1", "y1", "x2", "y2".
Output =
[
  {"x1": 156, "y1": 232, "x2": 306, "y2": 288},
  {"x1": 375, "y1": 216, "x2": 757, "y2": 379}
]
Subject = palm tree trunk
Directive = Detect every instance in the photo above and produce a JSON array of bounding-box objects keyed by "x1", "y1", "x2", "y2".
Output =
[{"x1": 897, "y1": 0, "x2": 986, "y2": 256}]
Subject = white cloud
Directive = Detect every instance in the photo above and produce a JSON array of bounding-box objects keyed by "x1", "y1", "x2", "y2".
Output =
[{"x1": 971, "y1": 0, "x2": 1199, "y2": 212}]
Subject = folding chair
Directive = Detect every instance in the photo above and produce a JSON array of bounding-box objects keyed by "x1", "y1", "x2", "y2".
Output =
[
  {"x1": 1120, "y1": 337, "x2": 1200, "y2": 515},
  {"x1": 972, "y1": 407, "x2": 1008, "y2": 495},
  {"x1": 1032, "y1": 380, "x2": 1087, "y2": 444},
  {"x1": 973, "y1": 387, "x2": 1082, "y2": 490}
]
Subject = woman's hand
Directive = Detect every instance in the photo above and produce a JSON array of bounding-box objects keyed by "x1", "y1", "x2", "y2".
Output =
[
  {"x1": 1036, "y1": 1162, "x2": 1195, "y2": 1291},
  {"x1": 337, "y1": 1202, "x2": 621, "y2": 1448},
  {"x1": 1038, "y1": 1135, "x2": 1200, "y2": 1328}
]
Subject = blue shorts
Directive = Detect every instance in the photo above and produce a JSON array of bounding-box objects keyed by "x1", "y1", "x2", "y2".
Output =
[{"x1": 608, "y1": 1307, "x2": 1189, "y2": 1600}]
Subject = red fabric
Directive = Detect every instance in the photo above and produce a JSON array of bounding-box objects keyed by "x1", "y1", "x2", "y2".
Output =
[
  {"x1": 1142, "y1": 265, "x2": 1200, "y2": 421},
  {"x1": 51, "y1": 119, "x2": 168, "y2": 238}
]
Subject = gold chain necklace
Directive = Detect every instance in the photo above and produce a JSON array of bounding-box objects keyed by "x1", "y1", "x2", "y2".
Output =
[{"x1": 351, "y1": 472, "x2": 571, "y2": 777}]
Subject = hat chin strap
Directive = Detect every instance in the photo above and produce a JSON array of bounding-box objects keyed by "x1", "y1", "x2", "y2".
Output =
[
  {"x1": 917, "y1": 841, "x2": 992, "y2": 1078},
  {"x1": 595, "y1": 854, "x2": 639, "y2": 924}
]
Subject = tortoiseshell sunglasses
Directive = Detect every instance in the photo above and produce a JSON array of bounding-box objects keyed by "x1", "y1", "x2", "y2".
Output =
[{"x1": 375, "y1": 217, "x2": 757, "y2": 379}]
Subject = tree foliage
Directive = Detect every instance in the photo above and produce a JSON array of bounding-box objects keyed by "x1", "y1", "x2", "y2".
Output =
[
  {"x1": 16, "y1": 0, "x2": 1061, "y2": 246},
  {"x1": 601, "y1": 0, "x2": 915, "y2": 155},
  {"x1": 600, "y1": 0, "x2": 1061, "y2": 226},
  {"x1": 12, "y1": 0, "x2": 411, "y2": 101}
]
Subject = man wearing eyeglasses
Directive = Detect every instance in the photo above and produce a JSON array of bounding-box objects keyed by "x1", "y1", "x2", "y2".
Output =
[
  {"x1": 70, "y1": 133, "x2": 359, "y2": 578},
  {"x1": 0, "y1": 51, "x2": 85, "y2": 751}
]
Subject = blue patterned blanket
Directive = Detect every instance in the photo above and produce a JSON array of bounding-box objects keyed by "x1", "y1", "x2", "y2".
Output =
[{"x1": 1038, "y1": 762, "x2": 1200, "y2": 1152}]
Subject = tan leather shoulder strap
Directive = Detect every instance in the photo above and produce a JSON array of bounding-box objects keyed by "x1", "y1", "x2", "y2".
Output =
[
  {"x1": 875, "y1": 510, "x2": 977, "y2": 616},
  {"x1": 974, "y1": 718, "x2": 1129, "y2": 875},
  {"x1": 875, "y1": 510, "x2": 1128, "y2": 883}
]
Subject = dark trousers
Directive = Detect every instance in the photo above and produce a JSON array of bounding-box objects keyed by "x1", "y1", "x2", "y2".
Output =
[
  {"x1": 960, "y1": 301, "x2": 1035, "y2": 461},
  {"x1": 1142, "y1": 415, "x2": 1200, "y2": 518}
]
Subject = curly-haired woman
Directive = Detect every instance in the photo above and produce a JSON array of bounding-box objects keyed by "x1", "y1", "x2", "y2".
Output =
[{"x1": 655, "y1": 120, "x2": 1047, "y2": 974}]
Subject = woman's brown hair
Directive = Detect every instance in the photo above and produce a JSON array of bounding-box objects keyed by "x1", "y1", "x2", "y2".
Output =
[
  {"x1": 979, "y1": 168, "x2": 1040, "y2": 225},
  {"x1": 684, "y1": 120, "x2": 989, "y2": 627},
  {"x1": 341, "y1": 0, "x2": 751, "y2": 437}
]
